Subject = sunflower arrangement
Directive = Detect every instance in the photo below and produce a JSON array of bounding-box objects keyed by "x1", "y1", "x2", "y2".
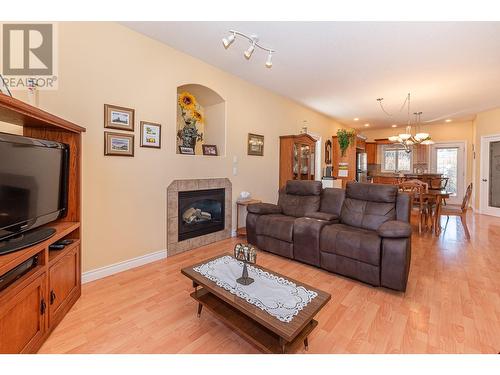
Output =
[{"x1": 177, "y1": 91, "x2": 204, "y2": 148}]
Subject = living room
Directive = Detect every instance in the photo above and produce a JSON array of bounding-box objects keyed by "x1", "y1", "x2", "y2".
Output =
[{"x1": 0, "y1": 1, "x2": 499, "y2": 373}]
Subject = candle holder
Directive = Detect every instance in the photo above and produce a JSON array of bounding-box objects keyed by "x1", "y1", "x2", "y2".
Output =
[{"x1": 234, "y1": 243, "x2": 257, "y2": 286}]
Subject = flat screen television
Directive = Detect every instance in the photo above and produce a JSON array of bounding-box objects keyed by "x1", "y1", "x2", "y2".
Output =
[{"x1": 0, "y1": 132, "x2": 69, "y2": 254}]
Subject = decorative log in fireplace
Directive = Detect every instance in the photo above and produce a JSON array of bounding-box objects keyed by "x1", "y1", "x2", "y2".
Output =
[{"x1": 178, "y1": 188, "x2": 225, "y2": 241}]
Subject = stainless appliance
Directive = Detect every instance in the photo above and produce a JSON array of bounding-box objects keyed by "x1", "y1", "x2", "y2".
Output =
[{"x1": 356, "y1": 151, "x2": 368, "y2": 182}]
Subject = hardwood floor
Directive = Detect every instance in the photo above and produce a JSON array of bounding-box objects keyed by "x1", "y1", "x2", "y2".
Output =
[{"x1": 39, "y1": 213, "x2": 500, "y2": 354}]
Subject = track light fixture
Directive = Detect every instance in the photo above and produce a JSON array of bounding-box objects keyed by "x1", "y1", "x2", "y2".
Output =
[
  {"x1": 265, "y1": 52, "x2": 273, "y2": 68},
  {"x1": 244, "y1": 42, "x2": 255, "y2": 59},
  {"x1": 222, "y1": 30, "x2": 276, "y2": 68},
  {"x1": 222, "y1": 32, "x2": 235, "y2": 49}
]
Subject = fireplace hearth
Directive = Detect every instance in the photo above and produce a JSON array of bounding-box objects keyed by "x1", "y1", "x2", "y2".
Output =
[{"x1": 178, "y1": 188, "x2": 225, "y2": 241}]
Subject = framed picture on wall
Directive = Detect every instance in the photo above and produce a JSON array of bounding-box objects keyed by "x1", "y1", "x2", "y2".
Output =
[
  {"x1": 178, "y1": 146, "x2": 195, "y2": 155},
  {"x1": 104, "y1": 132, "x2": 134, "y2": 156},
  {"x1": 202, "y1": 144, "x2": 218, "y2": 156},
  {"x1": 140, "y1": 121, "x2": 161, "y2": 149},
  {"x1": 104, "y1": 104, "x2": 135, "y2": 131},
  {"x1": 248, "y1": 133, "x2": 264, "y2": 156}
]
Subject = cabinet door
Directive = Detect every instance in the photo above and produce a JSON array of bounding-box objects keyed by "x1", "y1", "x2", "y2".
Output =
[
  {"x1": 299, "y1": 144, "x2": 310, "y2": 179},
  {"x1": 366, "y1": 143, "x2": 377, "y2": 164},
  {"x1": 0, "y1": 273, "x2": 47, "y2": 353},
  {"x1": 49, "y1": 246, "x2": 80, "y2": 326}
]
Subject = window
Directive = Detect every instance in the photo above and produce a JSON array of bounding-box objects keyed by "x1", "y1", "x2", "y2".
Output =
[{"x1": 382, "y1": 146, "x2": 412, "y2": 172}]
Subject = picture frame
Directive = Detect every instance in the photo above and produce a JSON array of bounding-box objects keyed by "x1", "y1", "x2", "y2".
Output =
[
  {"x1": 178, "y1": 146, "x2": 195, "y2": 155},
  {"x1": 140, "y1": 121, "x2": 161, "y2": 149},
  {"x1": 247, "y1": 133, "x2": 264, "y2": 156},
  {"x1": 202, "y1": 144, "x2": 218, "y2": 156},
  {"x1": 104, "y1": 132, "x2": 135, "y2": 157},
  {"x1": 104, "y1": 104, "x2": 135, "y2": 132}
]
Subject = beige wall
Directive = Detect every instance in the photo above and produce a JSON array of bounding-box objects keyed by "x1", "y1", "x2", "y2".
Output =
[
  {"x1": 473, "y1": 108, "x2": 500, "y2": 208},
  {"x1": 0, "y1": 22, "x2": 343, "y2": 272}
]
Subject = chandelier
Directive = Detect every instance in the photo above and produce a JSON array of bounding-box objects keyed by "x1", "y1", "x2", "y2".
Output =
[{"x1": 377, "y1": 93, "x2": 434, "y2": 153}]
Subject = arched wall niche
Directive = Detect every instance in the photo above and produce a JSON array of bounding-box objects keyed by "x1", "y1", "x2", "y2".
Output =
[{"x1": 176, "y1": 84, "x2": 226, "y2": 156}]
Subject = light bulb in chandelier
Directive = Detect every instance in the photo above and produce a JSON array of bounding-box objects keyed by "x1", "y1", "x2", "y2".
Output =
[
  {"x1": 222, "y1": 32, "x2": 235, "y2": 49},
  {"x1": 415, "y1": 132, "x2": 430, "y2": 141},
  {"x1": 265, "y1": 52, "x2": 273, "y2": 68},
  {"x1": 399, "y1": 133, "x2": 411, "y2": 141},
  {"x1": 244, "y1": 43, "x2": 255, "y2": 59},
  {"x1": 388, "y1": 136, "x2": 400, "y2": 142}
]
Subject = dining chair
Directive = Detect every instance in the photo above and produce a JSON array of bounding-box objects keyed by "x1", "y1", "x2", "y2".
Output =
[
  {"x1": 399, "y1": 181, "x2": 428, "y2": 234},
  {"x1": 440, "y1": 183, "x2": 473, "y2": 240}
]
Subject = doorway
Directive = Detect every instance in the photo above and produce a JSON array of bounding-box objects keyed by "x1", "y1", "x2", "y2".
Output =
[
  {"x1": 430, "y1": 142, "x2": 466, "y2": 205},
  {"x1": 480, "y1": 135, "x2": 500, "y2": 217}
]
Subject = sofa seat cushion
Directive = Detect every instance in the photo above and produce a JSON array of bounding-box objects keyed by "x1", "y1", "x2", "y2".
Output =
[
  {"x1": 320, "y1": 224, "x2": 381, "y2": 266},
  {"x1": 256, "y1": 214, "x2": 295, "y2": 242}
]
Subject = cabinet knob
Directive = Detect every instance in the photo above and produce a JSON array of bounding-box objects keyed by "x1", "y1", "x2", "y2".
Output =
[
  {"x1": 50, "y1": 290, "x2": 56, "y2": 305},
  {"x1": 40, "y1": 299, "x2": 46, "y2": 315}
]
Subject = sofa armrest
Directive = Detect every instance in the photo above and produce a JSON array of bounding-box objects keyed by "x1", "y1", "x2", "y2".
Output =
[
  {"x1": 247, "y1": 203, "x2": 282, "y2": 215},
  {"x1": 378, "y1": 220, "x2": 412, "y2": 238},
  {"x1": 305, "y1": 211, "x2": 339, "y2": 223}
]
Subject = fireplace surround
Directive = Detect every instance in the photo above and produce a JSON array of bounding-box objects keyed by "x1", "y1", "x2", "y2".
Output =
[{"x1": 167, "y1": 178, "x2": 232, "y2": 256}]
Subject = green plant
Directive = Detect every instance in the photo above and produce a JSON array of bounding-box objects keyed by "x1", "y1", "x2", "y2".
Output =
[{"x1": 336, "y1": 129, "x2": 356, "y2": 157}]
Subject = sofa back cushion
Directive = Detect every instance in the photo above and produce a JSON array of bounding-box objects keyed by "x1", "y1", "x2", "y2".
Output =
[
  {"x1": 285, "y1": 180, "x2": 322, "y2": 196},
  {"x1": 320, "y1": 188, "x2": 345, "y2": 215},
  {"x1": 340, "y1": 182, "x2": 397, "y2": 231},
  {"x1": 278, "y1": 180, "x2": 322, "y2": 217}
]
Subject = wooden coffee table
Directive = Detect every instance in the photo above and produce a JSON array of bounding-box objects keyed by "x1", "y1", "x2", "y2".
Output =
[{"x1": 181, "y1": 254, "x2": 331, "y2": 354}]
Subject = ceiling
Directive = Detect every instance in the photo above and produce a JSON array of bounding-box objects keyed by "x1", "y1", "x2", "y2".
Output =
[{"x1": 122, "y1": 22, "x2": 500, "y2": 129}]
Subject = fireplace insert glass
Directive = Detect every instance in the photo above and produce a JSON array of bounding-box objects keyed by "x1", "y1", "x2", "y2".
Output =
[{"x1": 178, "y1": 188, "x2": 225, "y2": 241}]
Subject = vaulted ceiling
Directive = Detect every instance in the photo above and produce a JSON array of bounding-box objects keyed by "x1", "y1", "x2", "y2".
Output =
[{"x1": 123, "y1": 22, "x2": 500, "y2": 129}]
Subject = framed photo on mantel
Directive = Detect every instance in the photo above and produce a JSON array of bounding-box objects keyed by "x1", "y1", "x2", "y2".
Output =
[{"x1": 104, "y1": 104, "x2": 135, "y2": 132}]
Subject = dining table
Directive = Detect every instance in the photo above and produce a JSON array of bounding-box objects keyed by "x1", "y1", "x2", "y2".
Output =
[{"x1": 423, "y1": 189, "x2": 451, "y2": 235}]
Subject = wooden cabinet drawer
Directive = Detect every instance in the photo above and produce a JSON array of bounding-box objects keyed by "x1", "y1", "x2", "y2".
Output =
[
  {"x1": 0, "y1": 273, "x2": 47, "y2": 353},
  {"x1": 48, "y1": 245, "x2": 80, "y2": 326}
]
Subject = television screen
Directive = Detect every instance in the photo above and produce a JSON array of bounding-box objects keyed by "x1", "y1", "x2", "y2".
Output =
[{"x1": 0, "y1": 133, "x2": 68, "y2": 241}]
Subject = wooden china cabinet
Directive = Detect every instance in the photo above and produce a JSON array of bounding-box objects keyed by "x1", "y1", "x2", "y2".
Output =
[{"x1": 279, "y1": 134, "x2": 316, "y2": 188}]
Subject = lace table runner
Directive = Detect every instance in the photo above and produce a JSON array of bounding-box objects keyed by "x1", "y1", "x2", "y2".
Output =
[{"x1": 193, "y1": 255, "x2": 318, "y2": 323}]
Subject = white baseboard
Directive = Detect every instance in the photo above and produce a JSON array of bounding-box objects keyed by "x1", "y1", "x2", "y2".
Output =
[{"x1": 81, "y1": 249, "x2": 167, "y2": 284}]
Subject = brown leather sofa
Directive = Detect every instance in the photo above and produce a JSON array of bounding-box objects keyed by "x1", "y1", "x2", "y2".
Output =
[{"x1": 246, "y1": 180, "x2": 412, "y2": 291}]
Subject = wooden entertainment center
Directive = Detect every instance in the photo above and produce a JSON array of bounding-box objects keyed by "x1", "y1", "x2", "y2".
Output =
[{"x1": 0, "y1": 95, "x2": 85, "y2": 353}]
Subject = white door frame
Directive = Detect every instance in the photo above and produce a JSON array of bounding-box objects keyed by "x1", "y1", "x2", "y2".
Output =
[
  {"x1": 429, "y1": 141, "x2": 467, "y2": 205},
  {"x1": 480, "y1": 134, "x2": 500, "y2": 217}
]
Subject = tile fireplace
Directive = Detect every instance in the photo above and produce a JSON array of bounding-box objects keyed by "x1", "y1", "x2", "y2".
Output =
[{"x1": 167, "y1": 178, "x2": 232, "y2": 256}]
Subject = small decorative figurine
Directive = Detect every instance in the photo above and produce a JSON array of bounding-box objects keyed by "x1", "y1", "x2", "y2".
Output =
[{"x1": 233, "y1": 243, "x2": 257, "y2": 285}]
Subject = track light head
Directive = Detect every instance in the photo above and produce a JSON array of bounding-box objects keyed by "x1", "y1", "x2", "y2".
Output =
[
  {"x1": 265, "y1": 52, "x2": 273, "y2": 68},
  {"x1": 244, "y1": 43, "x2": 255, "y2": 59},
  {"x1": 222, "y1": 32, "x2": 235, "y2": 49}
]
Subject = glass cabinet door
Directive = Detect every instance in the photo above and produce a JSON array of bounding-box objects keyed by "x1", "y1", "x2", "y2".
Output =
[
  {"x1": 310, "y1": 146, "x2": 315, "y2": 180},
  {"x1": 292, "y1": 143, "x2": 299, "y2": 179},
  {"x1": 300, "y1": 144, "x2": 310, "y2": 179}
]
